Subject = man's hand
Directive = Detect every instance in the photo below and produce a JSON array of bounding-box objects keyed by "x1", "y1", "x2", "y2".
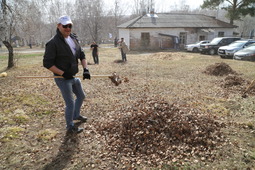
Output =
[
  {"x1": 62, "y1": 71, "x2": 74, "y2": 79},
  {"x1": 83, "y1": 68, "x2": 91, "y2": 80}
]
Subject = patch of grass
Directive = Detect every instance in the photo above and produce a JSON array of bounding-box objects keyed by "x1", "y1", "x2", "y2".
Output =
[
  {"x1": 0, "y1": 115, "x2": 15, "y2": 125},
  {"x1": 1, "y1": 94, "x2": 55, "y2": 122},
  {"x1": 32, "y1": 110, "x2": 56, "y2": 116},
  {"x1": 37, "y1": 129, "x2": 58, "y2": 141},
  {"x1": 4, "y1": 93, "x2": 47, "y2": 106},
  {"x1": 249, "y1": 150, "x2": 255, "y2": 160},
  {"x1": 206, "y1": 103, "x2": 230, "y2": 116},
  {"x1": 0, "y1": 126, "x2": 25, "y2": 142},
  {"x1": 245, "y1": 122, "x2": 255, "y2": 130},
  {"x1": 15, "y1": 53, "x2": 44, "y2": 58},
  {"x1": 0, "y1": 109, "x2": 30, "y2": 125},
  {"x1": 0, "y1": 54, "x2": 8, "y2": 59},
  {"x1": 12, "y1": 112, "x2": 30, "y2": 124},
  {"x1": 17, "y1": 94, "x2": 49, "y2": 106}
]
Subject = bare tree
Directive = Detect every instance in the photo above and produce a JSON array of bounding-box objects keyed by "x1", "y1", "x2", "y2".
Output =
[
  {"x1": 75, "y1": 0, "x2": 103, "y2": 43},
  {"x1": 14, "y1": 0, "x2": 43, "y2": 47},
  {"x1": 88, "y1": 0, "x2": 103, "y2": 43},
  {"x1": 109, "y1": 0, "x2": 126, "y2": 38},
  {"x1": 237, "y1": 15, "x2": 255, "y2": 38},
  {"x1": 0, "y1": 0, "x2": 44, "y2": 69},
  {"x1": 0, "y1": 0, "x2": 14, "y2": 68},
  {"x1": 132, "y1": 0, "x2": 153, "y2": 15},
  {"x1": 38, "y1": 0, "x2": 75, "y2": 41}
]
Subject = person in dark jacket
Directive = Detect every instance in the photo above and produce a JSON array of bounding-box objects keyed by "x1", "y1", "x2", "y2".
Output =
[
  {"x1": 90, "y1": 41, "x2": 99, "y2": 64},
  {"x1": 43, "y1": 15, "x2": 90, "y2": 134}
]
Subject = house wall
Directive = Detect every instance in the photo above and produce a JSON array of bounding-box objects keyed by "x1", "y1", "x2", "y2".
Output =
[
  {"x1": 128, "y1": 28, "x2": 183, "y2": 50},
  {"x1": 118, "y1": 29, "x2": 130, "y2": 48},
  {"x1": 195, "y1": 28, "x2": 236, "y2": 43},
  {"x1": 119, "y1": 27, "x2": 236, "y2": 50}
]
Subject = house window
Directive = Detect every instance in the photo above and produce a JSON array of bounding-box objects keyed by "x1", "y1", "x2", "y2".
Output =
[
  {"x1": 179, "y1": 32, "x2": 187, "y2": 45},
  {"x1": 141, "y1": 32, "x2": 150, "y2": 47},
  {"x1": 199, "y1": 35, "x2": 206, "y2": 41},
  {"x1": 218, "y1": 32, "x2": 224, "y2": 37}
]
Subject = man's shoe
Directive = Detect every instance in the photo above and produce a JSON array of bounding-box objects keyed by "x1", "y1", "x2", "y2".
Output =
[
  {"x1": 67, "y1": 126, "x2": 84, "y2": 134},
  {"x1": 75, "y1": 115, "x2": 87, "y2": 122}
]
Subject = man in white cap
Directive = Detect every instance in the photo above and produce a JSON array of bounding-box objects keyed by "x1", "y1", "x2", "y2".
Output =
[{"x1": 43, "y1": 15, "x2": 90, "y2": 134}]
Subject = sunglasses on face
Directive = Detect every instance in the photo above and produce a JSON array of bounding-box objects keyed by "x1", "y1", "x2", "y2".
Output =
[{"x1": 62, "y1": 24, "x2": 72, "y2": 29}]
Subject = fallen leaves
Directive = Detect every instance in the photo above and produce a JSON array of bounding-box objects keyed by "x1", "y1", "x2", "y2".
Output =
[
  {"x1": 1, "y1": 50, "x2": 254, "y2": 169},
  {"x1": 95, "y1": 96, "x2": 226, "y2": 166}
]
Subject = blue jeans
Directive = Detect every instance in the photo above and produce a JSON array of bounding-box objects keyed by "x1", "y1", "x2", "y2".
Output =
[{"x1": 54, "y1": 78, "x2": 85, "y2": 129}]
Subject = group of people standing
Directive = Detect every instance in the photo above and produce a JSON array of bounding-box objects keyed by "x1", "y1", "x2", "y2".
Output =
[
  {"x1": 90, "y1": 37, "x2": 129, "y2": 64},
  {"x1": 43, "y1": 15, "x2": 129, "y2": 135}
]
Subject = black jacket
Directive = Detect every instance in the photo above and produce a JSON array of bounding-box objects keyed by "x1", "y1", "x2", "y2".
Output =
[{"x1": 43, "y1": 29, "x2": 85, "y2": 75}]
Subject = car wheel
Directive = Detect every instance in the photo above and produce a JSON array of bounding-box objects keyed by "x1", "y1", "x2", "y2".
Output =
[
  {"x1": 220, "y1": 55, "x2": 225, "y2": 59},
  {"x1": 192, "y1": 47, "x2": 199, "y2": 52},
  {"x1": 209, "y1": 49, "x2": 215, "y2": 55}
]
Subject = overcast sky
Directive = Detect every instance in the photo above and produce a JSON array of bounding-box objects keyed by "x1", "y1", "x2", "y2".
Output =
[{"x1": 103, "y1": 0, "x2": 205, "y2": 14}]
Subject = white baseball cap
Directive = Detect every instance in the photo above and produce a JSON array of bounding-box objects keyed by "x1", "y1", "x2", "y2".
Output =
[{"x1": 58, "y1": 15, "x2": 73, "y2": 25}]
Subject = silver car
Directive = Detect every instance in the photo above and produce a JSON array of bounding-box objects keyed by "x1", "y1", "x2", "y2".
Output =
[
  {"x1": 185, "y1": 40, "x2": 210, "y2": 52},
  {"x1": 218, "y1": 40, "x2": 255, "y2": 59},
  {"x1": 233, "y1": 43, "x2": 255, "y2": 61}
]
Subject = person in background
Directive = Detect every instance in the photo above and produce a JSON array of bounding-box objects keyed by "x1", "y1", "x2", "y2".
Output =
[
  {"x1": 118, "y1": 37, "x2": 129, "y2": 62},
  {"x1": 43, "y1": 15, "x2": 91, "y2": 134},
  {"x1": 114, "y1": 37, "x2": 118, "y2": 47},
  {"x1": 90, "y1": 41, "x2": 99, "y2": 64}
]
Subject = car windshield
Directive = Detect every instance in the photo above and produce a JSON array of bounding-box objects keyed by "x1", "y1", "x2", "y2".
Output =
[
  {"x1": 195, "y1": 41, "x2": 203, "y2": 45},
  {"x1": 240, "y1": 45, "x2": 255, "y2": 52},
  {"x1": 196, "y1": 41, "x2": 208, "y2": 44},
  {"x1": 228, "y1": 41, "x2": 246, "y2": 47},
  {"x1": 210, "y1": 38, "x2": 222, "y2": 44}
]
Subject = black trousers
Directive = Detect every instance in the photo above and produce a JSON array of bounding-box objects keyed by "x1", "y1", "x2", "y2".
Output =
[{"x1": 92, "y1": 51, "x2": 99, "y2": 64}]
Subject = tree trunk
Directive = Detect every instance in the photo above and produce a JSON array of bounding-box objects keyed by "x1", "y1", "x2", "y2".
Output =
[
  {"x1": 3, "y1": 41, "x2": 14, "y2": 68},
  {"x1": 230, "y1": 19, "x2": 234, "y2": 25}
]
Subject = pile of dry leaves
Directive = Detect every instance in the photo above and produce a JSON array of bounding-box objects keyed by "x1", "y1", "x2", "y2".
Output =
[
  {"x1": 203, "y1": 62, "x2": 237, "y2": 76},
  {"x1": 221, "y1": 75, "x2": 247, "y2": 88},
  {"x1": 95, "y1": 96, "x2": 226, "y2": 166}
]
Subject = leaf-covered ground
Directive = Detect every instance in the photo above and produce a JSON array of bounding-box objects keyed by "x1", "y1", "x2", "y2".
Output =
[{"x1": 0, "y1": 47, "x2": 255, "y2": 169}]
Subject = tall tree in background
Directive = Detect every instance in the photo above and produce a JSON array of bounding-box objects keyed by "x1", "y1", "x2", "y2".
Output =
[
  {"x1": 201, "y1": 0, "x2": 255, "y2": 24},
  {"x1": 14, "y1": 0, "x2": 43, "y2": 47},
  {"x1": 40, "y1": 0, "x2": 74, "y2": 40},
  {"x1": 132, "y1": 0, "x2": 154, "y2": 15},
  {"x1": 114, "y1": 0, "x2": 120, "y2": 36},
  {"x1": 0, "y1": 0, "x2": 14, "y2": 68},
  {"x1": 87, "y1": 0, "x2": 103, "y2": 43},
  {"x1": 75, "y1": 0, "x2": 103, "y2": 43}
]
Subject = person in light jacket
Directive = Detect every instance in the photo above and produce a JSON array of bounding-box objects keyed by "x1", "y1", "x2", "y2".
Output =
[{"x1": 118, "y1": 38, "x2": 129, "y2": 62}]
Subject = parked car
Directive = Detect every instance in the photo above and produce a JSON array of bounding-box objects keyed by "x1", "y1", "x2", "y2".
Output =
[
  {"x1": 185, "y1": 40, "x2": 210, "y2": 52},
  {"x1": 233, "y1": 43, "x2": 255, "y2": 61},
  {"x1": 218, "y1": 39, "x2": 255, "y2": 59},
  {"x1": 200, "y1": 37, "x2": 241, "y2": 55}
]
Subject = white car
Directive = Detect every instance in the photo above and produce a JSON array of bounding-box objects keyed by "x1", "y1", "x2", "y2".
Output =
[
  {"x1": 218, "y1": 39, "x2": 255, "y2": 59},
  {"x1": 185, "y1": 40, "x2": 210, "y2": 52},
  {"x1": 233, "y1": 43, "x2": 255, "y2": 61}
]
